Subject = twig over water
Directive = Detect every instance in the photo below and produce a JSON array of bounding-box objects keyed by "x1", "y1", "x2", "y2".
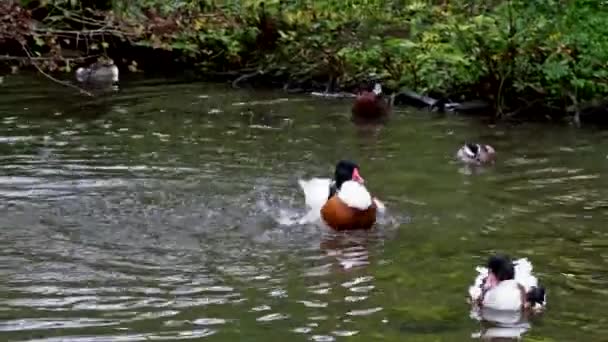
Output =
[{"x1": 20, "y1": 43, "x2": 94, "y2": 97}]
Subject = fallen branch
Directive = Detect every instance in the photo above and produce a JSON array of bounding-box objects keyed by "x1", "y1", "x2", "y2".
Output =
[
  {"x1": 0, "y1": 54, "x2": 99, "y2": 62},
  {"x1": 504, "y1": 98, "x2": 543, "y2": 118},
  {"x1": 231, "y1": 70, "x2": 262, "y2": 88},
  {"x1": 33, "y1": 28, "x2": 135, "y2": 38},
  {"x1": 20, "y1": 43, "x2": 94, "y2": 97}
]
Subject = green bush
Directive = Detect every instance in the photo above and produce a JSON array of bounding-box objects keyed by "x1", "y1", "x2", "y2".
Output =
[{"x1": 7, "y1": 0, "x2": 608, "y2": 120}]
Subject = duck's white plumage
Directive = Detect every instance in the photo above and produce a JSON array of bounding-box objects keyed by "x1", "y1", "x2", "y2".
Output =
[
  {"x1": 298, "y1": 178, "x2": 331, "y2": 224},
  {"x1": 482, "y1": 279, "x2": 524, "y2": 311},
  {"x1": 468, "y1": 265, "x2": 490, "y2": 301},
  {"x1": 298, "y1": 178, "x2": 331, "y2": 212},
  {"x1": 513, "y1": 258, "x2": 539, "y2": 291},
  {"x1": 337, "y1": 180, "x2": 373, "y2": 210},
  {"x1": 469, "y1": 258, "x2": 544, "y2": 311},
  {"x1": 372, "y1": 83, "x2": 383, "y2": 95},
  {"x1": 76, "y1": 64, "x2": 119, "y2": 83}
]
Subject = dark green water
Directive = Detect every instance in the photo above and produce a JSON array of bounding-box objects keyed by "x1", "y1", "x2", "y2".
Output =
[{"x1": 1, "y1": 74, "x2": 607, "y2": 341}]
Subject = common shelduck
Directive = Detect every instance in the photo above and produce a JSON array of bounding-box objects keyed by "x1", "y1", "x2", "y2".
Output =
[
  {"x1": 469, "y1": 254, "x2": 546, "y2": 312},
  {"x1": 298, "y1": 160, "x2": 385, "y2": 230},
  {"x1": 456, "y1": 143, "x2": 496, "y2": 165}
]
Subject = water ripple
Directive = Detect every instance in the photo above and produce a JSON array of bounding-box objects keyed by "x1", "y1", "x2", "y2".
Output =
[
  {"x1": 0, "y1": 76, "x2": 606, "y2": 341},
  {"x1": 0, "y1": 318, "x2": 119, "y2": 332}
]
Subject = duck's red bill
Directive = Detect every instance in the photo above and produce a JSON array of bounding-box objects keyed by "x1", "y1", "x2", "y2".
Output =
[{"x1": 352, "y1": 168, "x2": 365, "y2": 183}]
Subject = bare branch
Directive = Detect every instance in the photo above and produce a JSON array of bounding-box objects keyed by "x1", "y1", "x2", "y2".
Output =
[
  {"x1": 33, "y1": 28, "x2": 135, "y2": 37},
  {"x1": 20, "y1": 43, "x2": 94, "y2": 97},
  {"x1": 0, "y1": 54, "x2": 100, "y2": 62}
]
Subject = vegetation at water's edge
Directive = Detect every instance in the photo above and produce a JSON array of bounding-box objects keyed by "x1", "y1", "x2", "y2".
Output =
[{"x1": 1, "y1": 0, "x2": 608, "y2": 123}]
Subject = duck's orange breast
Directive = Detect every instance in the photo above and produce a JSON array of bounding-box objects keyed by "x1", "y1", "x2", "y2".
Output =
[{"x1": 320, "y1": 195, "x2": 377, "y2": 231}]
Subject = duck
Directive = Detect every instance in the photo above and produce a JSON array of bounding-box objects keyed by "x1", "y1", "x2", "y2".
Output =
[
  {"x1": 456, "y1": 143, "x2": 496, "y2": 165},
  {"x1": 75, "y1": 58, "x2": 119, "y2": 85},
  {"x1": 468, "y1": 254, "x2": 547, "y2": 312},
  {"x1": 351, "y1": 83, "x2": 391, "y2": 122},
  {"x1": 298, "y1": 160, "x2": 385, "y2": 231}
]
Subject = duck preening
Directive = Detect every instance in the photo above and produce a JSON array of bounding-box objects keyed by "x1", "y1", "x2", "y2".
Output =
[
  {"x1": 456, "y1": 143, "x2": 496, "y2": 165},
  {"x1": 469, "y1": 255, "x2": 547, "y2": 312},
  {"x1": 298, "y1": 160, "x2": 385, "y2": 231},
  {"x1": 351, "y1": 83, "x2": 391, "y2": 122},
  {"x1": 75, "y1": 58, "x2": 119, "y2": 85}
]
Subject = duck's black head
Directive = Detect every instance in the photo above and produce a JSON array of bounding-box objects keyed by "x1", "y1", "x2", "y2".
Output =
[
  {"x1": 465, "y1": 143, "x2": 480, "y2": 156},
  {"x1": 334, "y1": 160, "x2": 364, "y2": 189},
  {"x1": 487, "y1": 254, "x2": 515, "y2": 281}
]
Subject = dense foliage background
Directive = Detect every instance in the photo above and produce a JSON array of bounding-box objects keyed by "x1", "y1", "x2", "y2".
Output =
[{"x1": 2, "y1": 0, "x2": 608, "y2": 122}]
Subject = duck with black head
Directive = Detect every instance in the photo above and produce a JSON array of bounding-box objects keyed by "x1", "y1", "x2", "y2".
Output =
[
  {"x1": 469, "y1": 254, "x2": 547, "y2": 313},
  {"x1": 351, "y1": 83, "x2": 392, "y2": 123},
  {"x1": 298, "y1": 160, "x2": 385, "y2": 231},
  {"x1": 457, "y1": 143, "x2": 496, "y2": 166}
]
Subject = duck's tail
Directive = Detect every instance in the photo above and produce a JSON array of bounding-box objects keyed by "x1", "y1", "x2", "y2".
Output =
[{"x1": 337, "y1": 180, "x2": 373, "y2": 210}]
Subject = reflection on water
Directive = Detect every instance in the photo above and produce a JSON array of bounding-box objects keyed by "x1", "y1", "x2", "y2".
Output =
[
  {"x1": 471, "y1": 308, "x2": 532, "y2": 341},
  {"x1": 0, "y1": 73, "x2": 607, "y2": 341}
]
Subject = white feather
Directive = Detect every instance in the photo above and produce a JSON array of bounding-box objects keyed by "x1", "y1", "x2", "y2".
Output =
[
  {"x1": 337, "y1": 181, "x2": 373, "y2": 210},
  {"x1": 298, "y1": 178, "x2": 331, "y2": 224},
  {"x1": 482, "y1": 279, "x2": 524, "y2": 311},
  {"x1": 468, "y1": 266, "x2": 489, "y2": 301},
  {"x1": 372, "y1": 83, "x2": 382, "y2": 95},
  {"x1": 513, "y1": 258, "x2": 538, "y2": 292},
  {"x1": 75, "y1": 67, "x2": 87, "y2": 82},
  {"x1": 109, "y1": 65, "x2": 119, "y2": 82},
  {"x1": 456, "y1": 147, "x2": 471, "y2": 161},
  {"x1": 298, "y1": 178, "x2": 331, "y2": 210}
]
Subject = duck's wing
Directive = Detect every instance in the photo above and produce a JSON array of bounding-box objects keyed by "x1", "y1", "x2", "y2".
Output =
[
  {"x1": 468, "y1": 266, "x2": 489, "y2": 301},
  {"x1": 298, "y1": 178, "x2": 332, "y2": 225},
  {"x1": 514, "y1": 258, "x2": 538, "y2": 291},
  {"x1": 298, "y1": 178, "x2": 331, "y2": 212}
]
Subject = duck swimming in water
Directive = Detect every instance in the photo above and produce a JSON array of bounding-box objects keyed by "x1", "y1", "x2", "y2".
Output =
[
  {"x1": 75, "y1": 58, "x2": 119, "y2": 85},
  {"x1": 456, "y1": 143, "x2": 496, "y2": 165},
  {"x1": 298, "y1": 160, "x2": 385, "y2": 230},
  {"x1": 469, "y1": 254, "x2": 547, "y2": 312},
  {"x1": 351, "y1": 83, "x2": 391, "y2": 123}
]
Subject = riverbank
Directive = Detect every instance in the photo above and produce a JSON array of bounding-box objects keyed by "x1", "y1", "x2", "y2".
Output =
[{"x1": 2, "y1": 1, "x2": 608, "y2": 125}]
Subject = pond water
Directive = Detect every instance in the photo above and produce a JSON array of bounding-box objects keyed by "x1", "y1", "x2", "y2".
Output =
[{"x1": 0, "y1": 74, "x2": 607, "y2": 341}]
